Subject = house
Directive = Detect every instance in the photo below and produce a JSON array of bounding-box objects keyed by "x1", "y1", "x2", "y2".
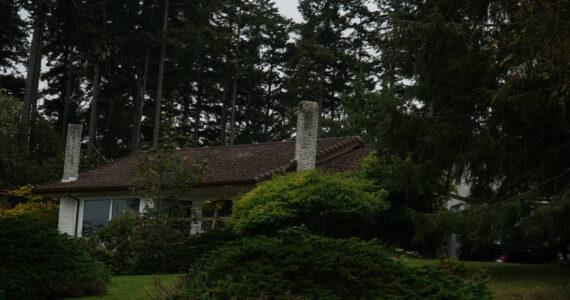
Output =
[
  {"x1": 36, "y1": 101, "x2": 470, "y2": 258},
  {"x1": 35, "y1": 102, "x2": 374, "y2": 236}
]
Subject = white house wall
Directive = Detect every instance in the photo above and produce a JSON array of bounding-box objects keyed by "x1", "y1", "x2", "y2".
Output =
[
  {"x1": 57, "y1": 184, "x2": 255, "y2": 236},
  {"x1": 58, "y1": 196, "x2": 77, "y2": 235}
]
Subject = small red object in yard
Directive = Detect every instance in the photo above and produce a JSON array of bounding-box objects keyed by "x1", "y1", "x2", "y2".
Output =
[{"x1": 497, "y1": 254, "x2": 509, "y2": 262}]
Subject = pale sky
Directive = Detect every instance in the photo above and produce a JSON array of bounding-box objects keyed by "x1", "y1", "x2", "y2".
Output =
[{"x1": 273, "y1": 0, "x2": 303, "y2": 22}]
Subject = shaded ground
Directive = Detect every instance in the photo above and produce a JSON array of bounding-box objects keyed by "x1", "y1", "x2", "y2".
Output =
[{"x1": 406, "y1": 258, "x2": 570, "y2": 300}]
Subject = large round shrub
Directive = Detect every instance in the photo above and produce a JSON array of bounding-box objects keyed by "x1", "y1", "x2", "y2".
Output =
[
  {"x1": 0, "y1": 216, "x2": 110, "y2": 299},
  {"x1": 228, "y1": 170, "x2": 388, "y2": 236},
  {"x1": 172, "y1": 227, "x2": 492, "y2": 299}
]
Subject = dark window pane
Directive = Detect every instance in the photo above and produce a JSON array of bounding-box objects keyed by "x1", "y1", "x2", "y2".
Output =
[
  {"x1": 179, "y1": 201, "x2": 193, "y2": 218},
  {"x1": 112, "y1": 198, "x2": 140, "y2": 219},
  {"x1": 83, "y1": 200, "x2": 110, "y2": 233}
]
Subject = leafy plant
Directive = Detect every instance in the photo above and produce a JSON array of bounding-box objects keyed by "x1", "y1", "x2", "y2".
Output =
[
  {"x1": 171, "y1": 227, "x2": 492, "y2": 299},
  {"x1": 134, "y1": 136, "x2": 206, "y2": 220},
  {"x1": 80, "y1": 214, "x2": 237, "y2": 275},
  {"x1": 228, "y1": 170, "x2": 388, "y2": 237},
  {"x1": 0, "y1": 216, "x2": 109, "y2": 299}
]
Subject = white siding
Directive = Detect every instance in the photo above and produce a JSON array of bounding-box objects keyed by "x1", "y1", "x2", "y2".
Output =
[{"x1": 58, "y1": 196, "x2": 77, "y2": 235}]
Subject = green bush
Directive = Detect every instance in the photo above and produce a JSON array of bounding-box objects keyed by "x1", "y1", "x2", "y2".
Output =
[
  {"x1": 0, "y1": 216, "x2": 110, "y2": 299},
  {"x1": 80, "y1": 214, "x2": 237, "y2": 275},
  {"x1": 80, "y1": 213, "x2": 139, "y2": 275},
  {"x1": 171, "y1": 227, "x2": 492, "y2": 299},
  {"x1": 228, "y1": 170, "x2": 388, "y2": 237}
]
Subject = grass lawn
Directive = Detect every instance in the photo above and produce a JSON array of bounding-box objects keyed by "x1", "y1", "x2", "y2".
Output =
[
  {"x1": 405, "y1": 258, "x2": 570, "y2": 300},
  {"x1": 70, "y1": 260, "x2": 570, "y2": 300},
  {"x1": 66, "y1": 274, "x2": 181, "y2": 300}
]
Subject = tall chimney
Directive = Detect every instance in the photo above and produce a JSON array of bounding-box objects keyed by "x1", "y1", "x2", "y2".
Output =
[
  {"x1": 62, "y1": 124, "x2": 82, "y2": 182},
  {"x1": 295, "y1": 101, "x2": 318, "y2": 172}
]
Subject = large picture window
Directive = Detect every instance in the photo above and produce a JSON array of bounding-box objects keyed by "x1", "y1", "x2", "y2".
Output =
[{"x1": 82, "y1": 198, "x2": 140, "y2": 234}]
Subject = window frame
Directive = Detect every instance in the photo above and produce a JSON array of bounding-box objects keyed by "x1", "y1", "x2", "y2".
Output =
[{"x1": 79, "y1": 196, "x2": 141, "y2": 236}]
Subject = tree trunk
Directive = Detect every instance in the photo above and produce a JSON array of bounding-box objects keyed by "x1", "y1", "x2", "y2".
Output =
[
  {"x1": 229, "y1": 73, "x2": 237, "y2": 145},
  {"x1": 130, "y1": 49, "x2": 149, "y2": 154},
  {"x1": 87, "y1": 64, "x2": 101, "y2": 154},
  {"x1": 21, "y1": 23, "x2": 43, "y2": 151},
  {"x1": 263, "y1": 62, "x2": 275, "y2": 136},
  {"x1": 219, "y1": 81, "x2": 228, "y2": 145},
  {"x1": 152, "y1": 0, "x2": 169, "y2": 147},
  {"x1": 229, "y1": 15, "x2": 241, "y2": 146},
  {"x1": 62, "y1": 51, "x2": 73, "y2": 138},
  {"x1": 194, "y1": 82, "x2": 202, "y2": 145}
]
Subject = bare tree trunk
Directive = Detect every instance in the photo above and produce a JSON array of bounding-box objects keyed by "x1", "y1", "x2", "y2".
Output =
[
  {"x1": 229, "y1": 15, "x2": 241, "y2": 146},
  {"x1": 194, "y1": 82, "x2": 202, "y2": 145},
  {"x1": 30, "y1": 31, "x2": 42, "y2": 114},
  {"x1": 87, "y1": 64, "x2": 101, "y2": 154},
  {"x1": 263, "y1": 62, "x2": 274, "y2": 136},
  {"x1": 62, "y1": 51, "x2": 73, "y2": 138},
  {"x1": 219, "y1": 81, "x2": 228, "y2": 145},
  {"x1": 152, "y1": 0, "x2": 169, "y2": 147},
  {"x1": 131, "y1": 49, "x2": 149, "y2": 154},
  {"x1": 229, "y1": 73, "x2": 237, "y2": 145},
  {"x1": 21, "y1": 24, "x2": 43, "y2": 150}
]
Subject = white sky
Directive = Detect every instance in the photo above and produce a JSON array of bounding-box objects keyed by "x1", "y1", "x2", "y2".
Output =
[{"x1": 272, "y1": 0, "x2": 303, "y2": 22}]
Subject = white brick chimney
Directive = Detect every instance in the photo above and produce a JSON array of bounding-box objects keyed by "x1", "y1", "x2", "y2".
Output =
[
  {"x1": 295, "y1": 101, "x2": 319, "y2": 172},
  {"x1": 62, "y1": 124, "x2": 82, "y2": 182}
]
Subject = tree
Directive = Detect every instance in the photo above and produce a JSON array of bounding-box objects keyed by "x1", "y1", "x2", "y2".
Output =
[
  {"x1": 20, "y1": 0, "x2": 50, "y2": 151},
  {"x1": 347, "y1": 0, "x2": 569, "y2": 252},
  {"x1": 135, "y1": 119, "x2": 206, "y2": 219},
  {"x1": 288, "y1": 0, "x2": 380, "y2": 136},
  {"x1": 152, "y1": 0, "x2": 170, "y2": 147}
]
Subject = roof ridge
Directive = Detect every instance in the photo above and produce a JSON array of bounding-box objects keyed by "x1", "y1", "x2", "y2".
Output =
[
  {"x1": 78, "y1": 151, "x2": 143, "y2": 174},
  {"x1": 253, "y1": 137, "x2": 364, "y2": 182},
  {"x1": 176, "y1": 136, "x2": 362, "y2": 152}
]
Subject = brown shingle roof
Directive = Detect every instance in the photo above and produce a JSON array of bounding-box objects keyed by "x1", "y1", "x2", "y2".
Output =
[{"x1": 35, "y1": 137, "x2": 373, "y2": 194}]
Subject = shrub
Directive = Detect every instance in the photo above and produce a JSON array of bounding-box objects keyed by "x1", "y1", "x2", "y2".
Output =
[
  {"x1": 80, "y1": 214, "x2": 237, "y2": 275},
  {"x1": 227, "y1": 170, "x2": 388, "y2": 237},
  {"x1": 80, "y1": 213, "x2": 138, "y2": 275},
  {"x1": 171, "y1": 227, "x2": 492, "y2": 299},
  {"x1": 0, "y1": 216, "x2": 109, "y2": 299}
]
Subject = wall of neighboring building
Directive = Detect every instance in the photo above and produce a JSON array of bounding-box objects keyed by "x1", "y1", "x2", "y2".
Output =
[{"x1": 443, "y1": 180, "x2": 471, "y2": 259}]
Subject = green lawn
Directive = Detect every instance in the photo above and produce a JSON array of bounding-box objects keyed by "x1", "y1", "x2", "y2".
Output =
[
  {"x1": 66, "y1": 274, "x2": 181, "y2": 300},
  {"x1": 405, "y1": 258, "x2": 570, "y2": 300},
  {"x1": 70, "y1": 260, "x2": 570, "y2": 300}
]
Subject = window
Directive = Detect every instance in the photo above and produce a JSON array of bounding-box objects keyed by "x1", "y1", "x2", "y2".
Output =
[
  {"x1": 180, "y1": 201, "x2": 193, "y2": 218},
  {"x1": 201, "y1": 200, "x2": 232, "y2": 218},
  {"x1": 82, "y1": 198, "x2": 140, "y2": 234},
  {"x1": 83, "y1": 200, "x2": 111, "y2": 233},
  {"x1": 112, "y1": 198, "x2": 140, "y2": 218}
]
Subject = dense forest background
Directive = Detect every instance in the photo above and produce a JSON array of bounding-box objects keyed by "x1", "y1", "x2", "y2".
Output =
[{"x1": 1, "y1": 0, "x2": 569, "y2": 251}]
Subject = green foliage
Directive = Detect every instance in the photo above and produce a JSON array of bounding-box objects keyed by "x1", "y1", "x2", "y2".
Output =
[
  {"x1": 80, "y1": 214, "x2": 237, "y2": 275},
  {"x1": 0, "y1": 94, "x2": 63, "y2": 210},
  {"x1": 0, "y1": 216, "x2": 109, "y2": 299},
  {"x1": 1, "y1": 184, "x2": 59, "y2": 227},
  {"x1": 228, "y1": 170, "x2": 388, "y2": 237},
  {"x1": 135, "y1": 140, "x2": 206, "y2": 219},
  {"x1": 345, "y1": 0, "x2": 570, "y2": 255},
  {"x1": 357, "y1": 151, "x2": 452, "y2": 251},
  {"x1": 171, "y1": 227, "x2": 492, "y2": 299}
]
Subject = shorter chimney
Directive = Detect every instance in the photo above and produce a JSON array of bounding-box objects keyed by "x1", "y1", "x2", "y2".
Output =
[
  {"x1": 295, "y1": 101, "x2": 318, "y2": 172},
  {"x1": 62, "y1": 124, "x2": 82, "y2": 183}
]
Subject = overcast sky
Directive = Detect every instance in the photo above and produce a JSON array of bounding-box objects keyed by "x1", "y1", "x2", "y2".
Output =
[{"x1": 273, "y1": 0, "x2": 302, "y2": 22}]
